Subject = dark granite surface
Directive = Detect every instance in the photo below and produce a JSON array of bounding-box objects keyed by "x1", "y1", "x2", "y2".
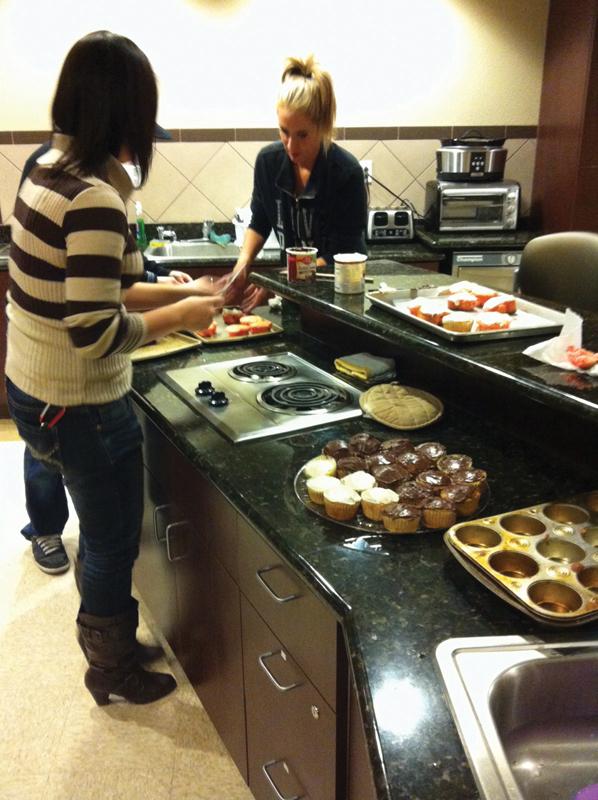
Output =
[
  {"x1": 415, "y1": 226, "x2": 537, "y2": 251},
  {"x1": 132, "y1": 302, "x2": 598, "y2": 800},
  {"x1": 249, "y1": 261, "x2": 598, "y2": 426}
]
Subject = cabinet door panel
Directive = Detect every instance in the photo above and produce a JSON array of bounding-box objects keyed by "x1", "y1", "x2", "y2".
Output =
[
  {"x1": 238, "y1": 515, "x2": 338, "y2": 710},
  {"x1": 242, "y1": 598, "x2": 337, "y2": 800},
  {"x1": 134, "y1": 466, "x2": 178, "y2": 649},
  {"x1": 186, "y1": 554, "x2": 247, "y2": 781}
]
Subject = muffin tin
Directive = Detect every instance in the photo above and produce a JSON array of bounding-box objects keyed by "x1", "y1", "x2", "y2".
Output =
[{"x1": 444, "y1": 491, "x2": 598, "y2": 626}]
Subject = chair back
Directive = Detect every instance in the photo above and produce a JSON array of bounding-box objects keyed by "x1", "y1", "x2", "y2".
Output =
[{"x1": 518, "y1": 231, "x2": 598, "y2": 312}]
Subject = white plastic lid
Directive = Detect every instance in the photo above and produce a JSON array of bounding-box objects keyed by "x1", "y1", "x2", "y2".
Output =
[{"x1": 333, "y1": 252, "x2": 368, "y2": 264}]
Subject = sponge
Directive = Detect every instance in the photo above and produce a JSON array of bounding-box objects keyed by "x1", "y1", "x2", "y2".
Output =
[{"x1": 209, "y1": 230, "x2": 232, "y2": 247}]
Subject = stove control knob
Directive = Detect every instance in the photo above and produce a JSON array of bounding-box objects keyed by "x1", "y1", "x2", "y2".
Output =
[
  {"x1": 195, "y1": 380, "x2": 214, "y2": 397},
  {"x1": 209, "y1": 391, "x2": 229, "y2": 408}
]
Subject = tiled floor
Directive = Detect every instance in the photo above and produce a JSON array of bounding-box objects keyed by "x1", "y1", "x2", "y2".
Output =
[{"x1": 0, "y1": 425, "x2": 253, "y2": 800}]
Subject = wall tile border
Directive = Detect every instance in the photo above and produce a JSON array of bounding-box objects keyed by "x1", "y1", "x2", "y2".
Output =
[{"x1": 0, "y1": 125, "x2": 537, "y2": 145}]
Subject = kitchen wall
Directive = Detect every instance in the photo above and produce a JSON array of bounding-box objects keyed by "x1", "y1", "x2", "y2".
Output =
[{"x1": 0, "y1": 0, "x2": 548, "y2": 225}]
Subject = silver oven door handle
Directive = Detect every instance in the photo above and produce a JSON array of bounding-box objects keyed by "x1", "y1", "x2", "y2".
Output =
[
  {"x1": 262, "y1": 760, "x2": 304, "y2": 800},
  {"x1": 258, "y1": 650, "x2": 301, "y2": 692},
  {"x1": 256, "y1": 566, "x2": 300, "y2": 603}
]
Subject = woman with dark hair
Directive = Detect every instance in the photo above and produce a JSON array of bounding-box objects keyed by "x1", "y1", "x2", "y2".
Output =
[
  {"x1": 222, "y1": 55, "x2": 367, "y2": 311},
  {"x1": 5, "y1": 30, "x2": 223, "y2": 705}
]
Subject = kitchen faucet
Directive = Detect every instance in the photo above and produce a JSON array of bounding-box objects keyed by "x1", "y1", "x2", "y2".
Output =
[
  {"x1": 201, "y1": 220, "x2": 214, "y2": 241},
  {"x1": 156, "y1": 226, "x2": 177, "y2": 242}
]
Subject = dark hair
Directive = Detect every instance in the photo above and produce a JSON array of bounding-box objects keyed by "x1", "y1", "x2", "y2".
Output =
[{"x1": 51, "y1": 30, "x2": 157, "y2": 184}]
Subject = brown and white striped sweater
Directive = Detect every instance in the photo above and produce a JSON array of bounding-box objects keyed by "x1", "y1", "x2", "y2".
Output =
[{"x1": 5, "y1": 134, "x2": 146, "y2": 406}]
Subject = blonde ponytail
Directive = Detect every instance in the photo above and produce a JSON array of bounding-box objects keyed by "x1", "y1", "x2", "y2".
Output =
[{"x1": 277, "y1": 55, "x2": 336, "y2": 149}]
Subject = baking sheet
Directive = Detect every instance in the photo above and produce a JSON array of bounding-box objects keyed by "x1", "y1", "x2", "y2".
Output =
[
  {"x1": 366, "y1": 288, "x2": 566, "y2": 342},
  {"x1": 131, "y1": 332, "x2": 202, "y2": 362},
  {"x1": 192, "y1": 316, "x2": 283, "y2": 345}
]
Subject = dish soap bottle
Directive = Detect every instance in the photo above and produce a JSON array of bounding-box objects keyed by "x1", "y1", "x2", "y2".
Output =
[{"x1": 135, "y1": 201, "x2": 147, "y2": 251}]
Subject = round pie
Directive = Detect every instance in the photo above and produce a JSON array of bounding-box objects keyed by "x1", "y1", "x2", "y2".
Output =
[{"x1": 359, "y1": 383, "x2": 443, "y2": 430}]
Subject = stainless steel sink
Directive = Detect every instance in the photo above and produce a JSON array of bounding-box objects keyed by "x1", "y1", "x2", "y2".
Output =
[
  {"x1": 144, "y1": 240, "x2": 240, "y2": 262},
  {"x1": 435, "y1": 635, "x2": 598, "y2": 800}
]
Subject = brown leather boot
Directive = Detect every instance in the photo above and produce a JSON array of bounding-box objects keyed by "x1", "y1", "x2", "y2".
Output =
[
  {"x1": 74, "y1": 556, "x2": 163, "y2": 664},
  {"x1": 77, "y1": 605, "x2": 176, "y2": 706}
]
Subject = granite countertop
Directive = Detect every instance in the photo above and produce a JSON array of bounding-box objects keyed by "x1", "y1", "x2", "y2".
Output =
[
  {"x1": 132, "y1": 312, "x2": 598, "y2": 800},
  {"x1": 249, "y1": 261, "x2": 598, "y2": 426}
]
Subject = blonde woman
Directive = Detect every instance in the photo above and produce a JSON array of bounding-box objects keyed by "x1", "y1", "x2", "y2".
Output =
[{"x1": 224, "y1": 55, "x2": 367, "y2": 310}]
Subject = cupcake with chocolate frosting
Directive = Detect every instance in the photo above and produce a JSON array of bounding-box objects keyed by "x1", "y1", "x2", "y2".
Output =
[
  {"x1": 416, "y1": 469, "x2": 452, "y2": 493},
  {"x1": 422, "y1": 497, "x2": 456, "y2": 529},
  {"x1": 439, "y1": 483, "x2": 480, "y2": 516},
  {"x1": 322, "y1": 439, "x2": 350, "y2": 460},
  {"x1": 379, "y1": 438, "x2": 414, "y2": 458},
  {"x1": 415, "y1": 442, "x2": 447, "y2": 462},
  {"x1": 336, "y1": 456, "x2": 367, "y2": 478},
  {"x1": 381, "y1": 502, "x2": 421, "y2": 533},
  {"x1": 371, "y1": 463, "x2": 410, "y2": 490},
  {"x1": 437, "y1": 453, "x2": 473, "y2": 475},
  {"x1": 395, "y1": 481, "x2": 434, "y2": 508},
  {"x1": 396, "y1": 450, "x2": 433, "y2": 476},
  {"x1": 348, "y1": 433, "x2": 382, "y2": 456}
]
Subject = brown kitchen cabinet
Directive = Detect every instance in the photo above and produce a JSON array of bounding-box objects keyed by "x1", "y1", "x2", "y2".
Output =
[
  {"x1": 133, "y1": 403, "x2": 379, "y2": 800},
  {"x1": 242, "y1": 597, "x2": 338, "y2": 800},
  {"x1": 531, "y1": 0, "x2": 598, "y2": 232}
]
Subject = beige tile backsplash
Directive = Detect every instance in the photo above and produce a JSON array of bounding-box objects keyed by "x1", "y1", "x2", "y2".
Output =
[{"x1": 0, "y1": 137, "x2": 536, "y2": 227}]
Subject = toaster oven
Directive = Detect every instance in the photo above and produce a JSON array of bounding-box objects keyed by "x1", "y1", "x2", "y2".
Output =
[
  {"x1": 367, "y1": 208, "x2": 414, "y2": 242},
  {"x1": 424, "y1": 180, "x2": 520, "y2": 232}
]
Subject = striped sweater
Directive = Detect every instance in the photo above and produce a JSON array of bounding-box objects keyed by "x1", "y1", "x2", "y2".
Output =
[{"x1": 5, "y1": 134, "x2": 146, "y2": 406}]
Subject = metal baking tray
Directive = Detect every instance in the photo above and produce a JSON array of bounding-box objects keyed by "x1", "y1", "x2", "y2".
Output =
[
  {"x1": 191, "y1": 314, "x2": 283, "y2": 345},
  {"x1": 366, "y1": 288, "x2": 566, "y2": 342},
  {"x1": 131, "y1": 332, "x2": 202, "y2": 362},
  {"x1": 444, "y1": 492, "x2": 598, "y2": 625}
]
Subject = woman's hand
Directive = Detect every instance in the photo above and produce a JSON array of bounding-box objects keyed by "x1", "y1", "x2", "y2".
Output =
[
  {"x1": 241, "y1": 284, "x2": 272, "y2": 313},
  {"x1": 212, "y1": 269, "x2": 248, "y2": 307},
  {"x1": 190, "y1": 275, "x2": 221, "y2": 296},
  {"x1": 168, "y1": 269, "x2": 192, "y2": 284},
  {"x1": 177, "y1": 294, "x2": 224, "y2": 332}
]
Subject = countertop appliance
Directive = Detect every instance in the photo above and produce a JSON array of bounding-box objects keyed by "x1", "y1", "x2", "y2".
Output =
[
  {"x1": 424, "y1": 180, "x2": 520, "y2": 232},
  {"x1": 436, "y1": 131, "x2": 507, "y2": 182},
  {"x1": 160, "y1": 352, "x2": 362, "y2": 443},
  {"x1": 450, "y1": 250, "x2": 522, "y2": 293},
  {"x1": 367, "y1": 208, "x2": 414, "y2": 242}
]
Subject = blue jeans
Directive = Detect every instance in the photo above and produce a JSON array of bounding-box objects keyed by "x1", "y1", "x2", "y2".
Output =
[
  {"x1": 6, "y1": 378, "x2": 144, "y2": 617},
  {"x1": 21, "y1": 447, "x2": 70, "y2": 541}
]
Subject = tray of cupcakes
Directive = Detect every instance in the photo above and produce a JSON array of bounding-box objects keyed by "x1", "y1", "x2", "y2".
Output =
[
  {"x1": 366, "y1": 280, "x2": 566, "y2": 342},
  {"x1": 294, "y1": 432, "x2": 488, "y2": 534},
  {"x1": 193, "y1": 307, "x2": 282, "y2": 343}
]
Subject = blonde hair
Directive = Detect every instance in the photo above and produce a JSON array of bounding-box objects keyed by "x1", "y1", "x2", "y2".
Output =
[{"x1": 277, "y1": 55, "x2": 336, "y2": 149}]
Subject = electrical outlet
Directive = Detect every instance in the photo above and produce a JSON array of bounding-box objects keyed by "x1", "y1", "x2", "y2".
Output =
[{"x1": 359, "y1": 160, "x2": 373, "y2": 184}]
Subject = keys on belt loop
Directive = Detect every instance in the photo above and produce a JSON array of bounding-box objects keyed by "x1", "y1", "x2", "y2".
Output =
[{"x1": 39, "y1": 403, "x2": 66, "y2": 429}]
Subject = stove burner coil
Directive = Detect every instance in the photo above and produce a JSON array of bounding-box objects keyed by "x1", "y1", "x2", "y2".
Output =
[
  {"x1": 229, "y1": 361, "x2": 297, "y2": 382},
  {"x1": 257, "y1": 382, "x2": 350, "y2": 415}
]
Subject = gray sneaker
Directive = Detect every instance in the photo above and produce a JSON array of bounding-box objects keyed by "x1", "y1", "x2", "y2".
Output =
[{"x1": 31, "y1": 535, "x2": 70, "y2": 574}]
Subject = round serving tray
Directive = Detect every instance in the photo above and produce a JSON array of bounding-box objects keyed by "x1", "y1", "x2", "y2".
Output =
[{"x1": 294, "y1": 466, "x2": 489, "y2": 537}]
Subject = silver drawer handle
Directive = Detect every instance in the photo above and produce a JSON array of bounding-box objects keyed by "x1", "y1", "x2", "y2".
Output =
[
  {"x1": 258, "y1": 650, "x2": 301, "y2": 692},
  {"x1": 153, "y1": 504, "x2": 170, "y2": 544},
  {"x1": 256, "y1": 566, "x2": 300, "y2": 603},
  {"x1": 262, "y1": 760, "x2": 304, "y2": 800},
  {"x1": 165, "y1": 520, "x2": 189, "y2": 562}
]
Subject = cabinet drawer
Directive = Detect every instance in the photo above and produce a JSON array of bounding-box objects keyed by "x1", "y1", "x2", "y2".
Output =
[
  {"x1": 242, "y1": 598, "x2": 337, "y2": 800},
  {"x1": 238, "y1": 515, "x2": 338, "y2": 710}
]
